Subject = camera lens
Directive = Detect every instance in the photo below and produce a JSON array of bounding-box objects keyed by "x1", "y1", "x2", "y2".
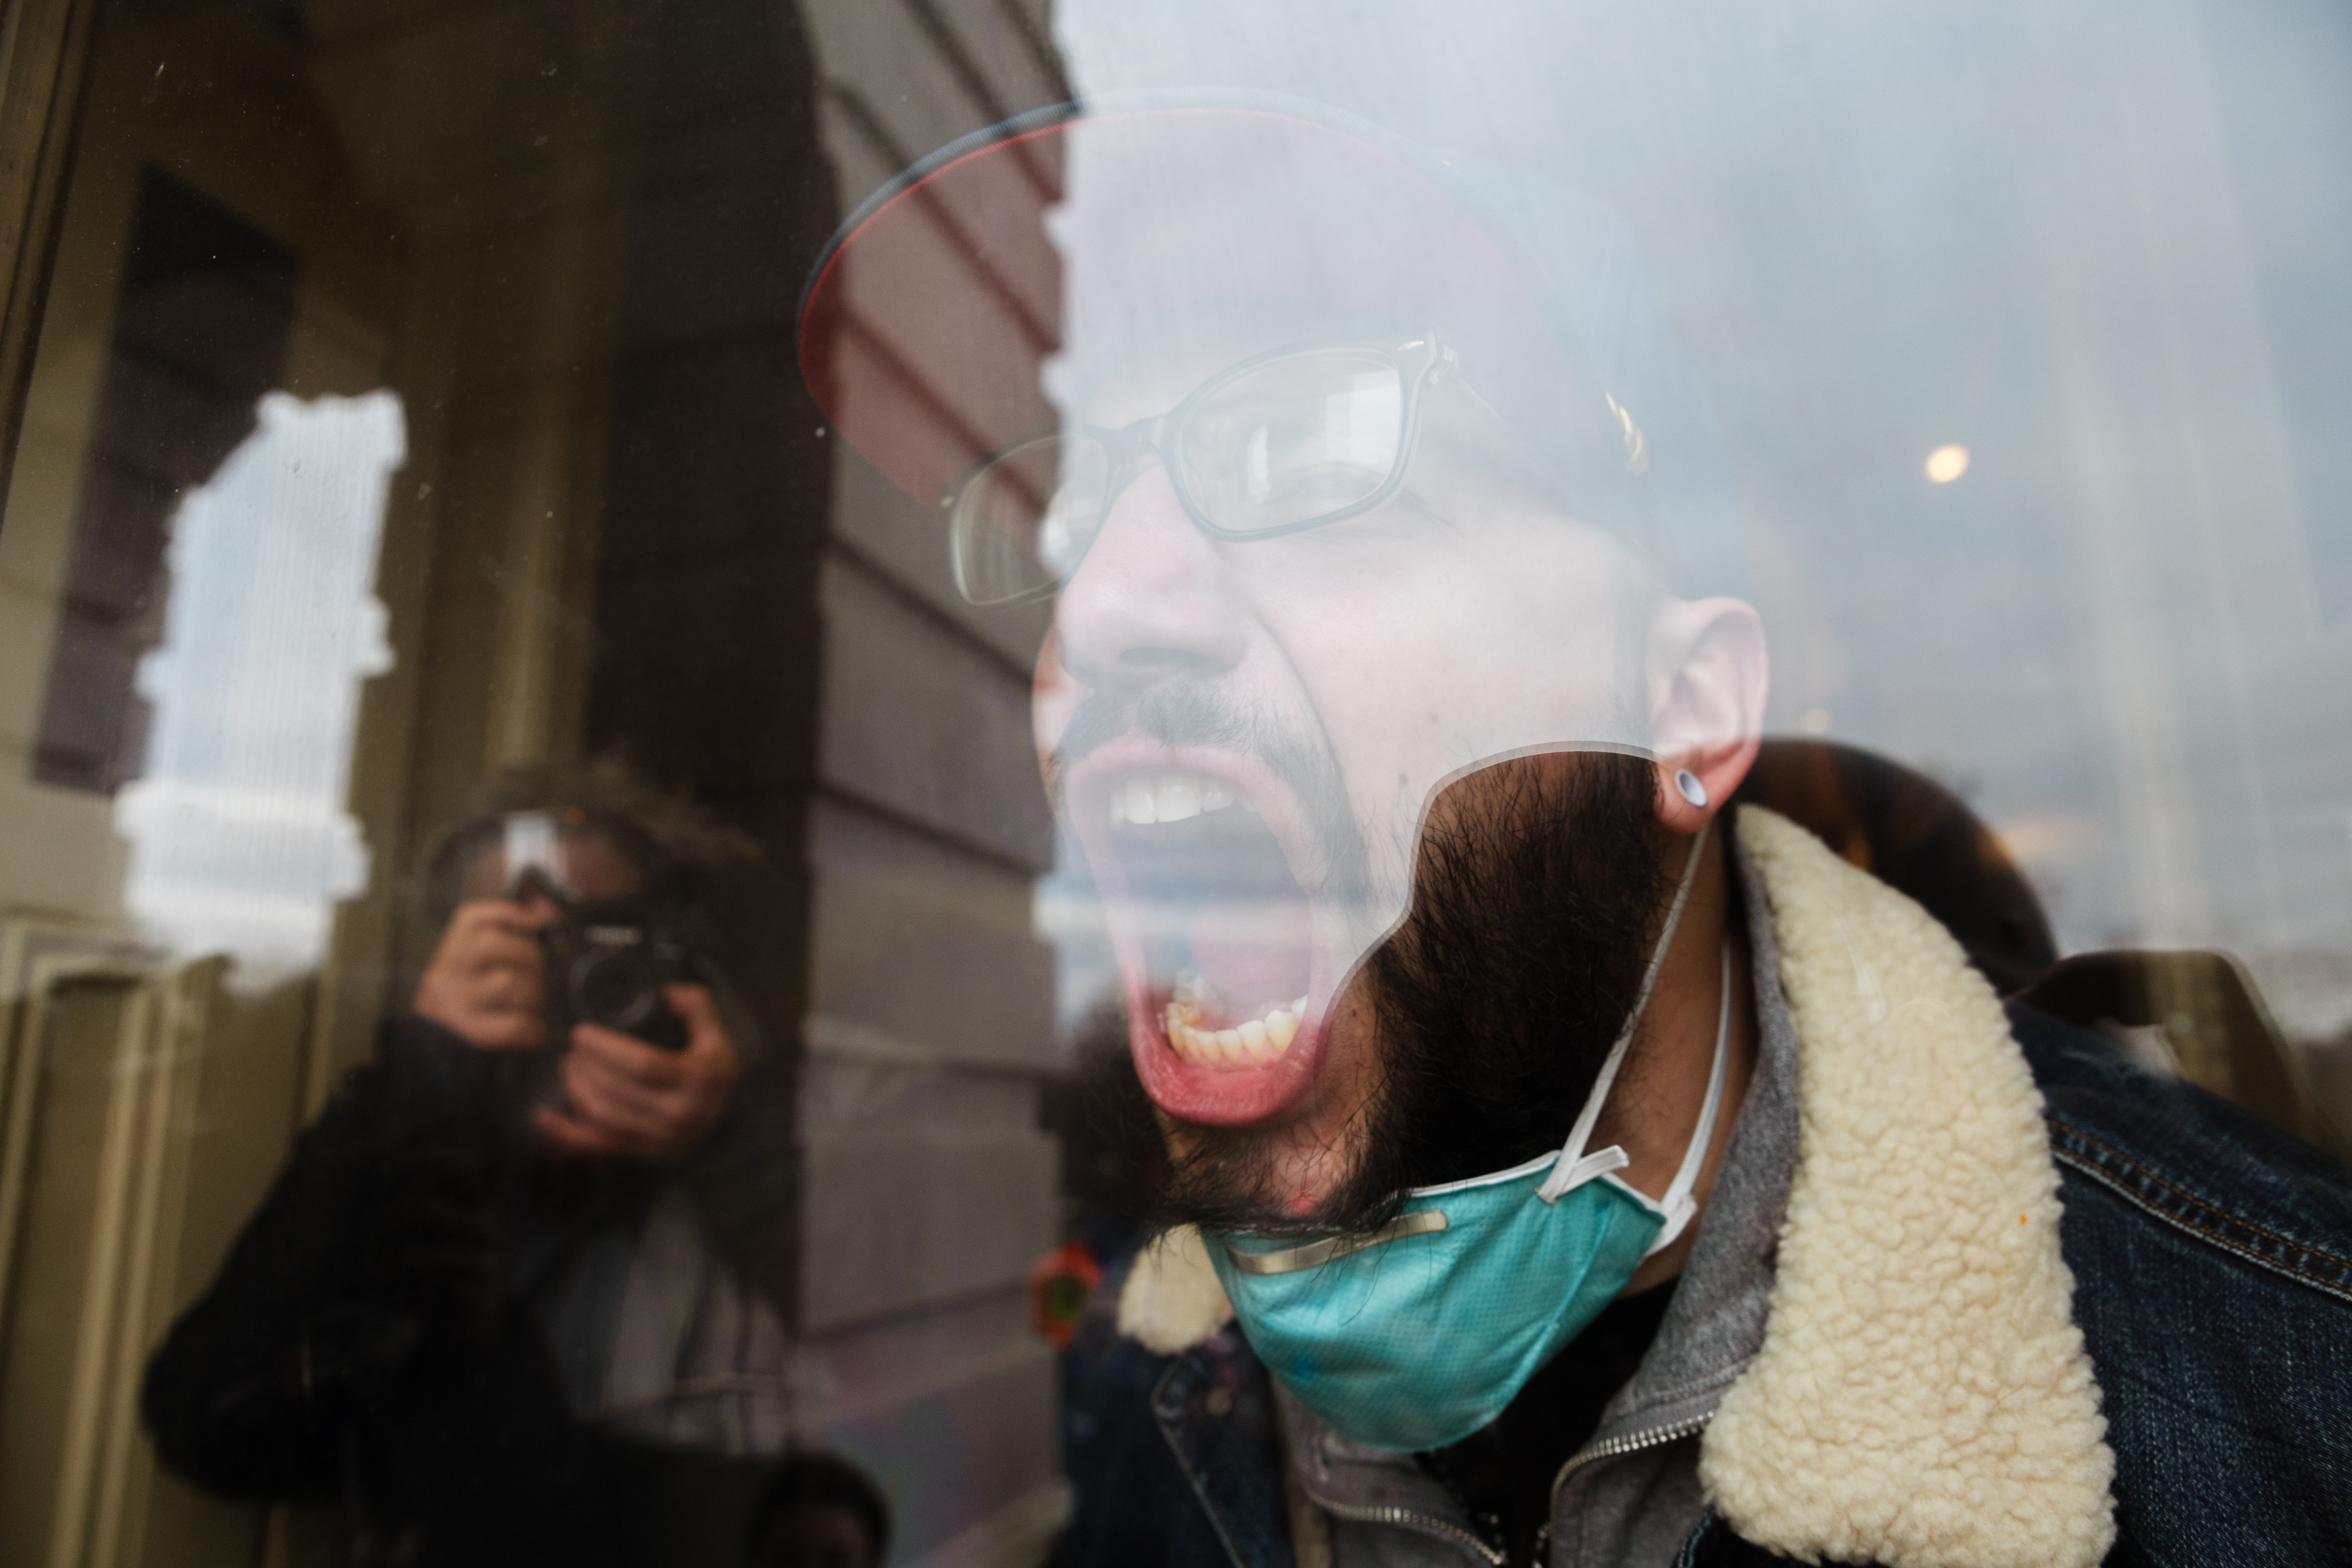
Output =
[{"x1": 569, "y1": 945, "x2": 661, "y2": 1034}]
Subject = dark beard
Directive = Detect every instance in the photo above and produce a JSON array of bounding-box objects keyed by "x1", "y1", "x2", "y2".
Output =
[{"x1": 1085, "y1": 748, "x2": 1671, "y2": 1239}]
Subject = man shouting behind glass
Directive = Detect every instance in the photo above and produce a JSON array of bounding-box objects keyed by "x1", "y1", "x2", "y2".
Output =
[{"x1": 799, "y1": 96, "x2": 2352, "y2": 1567}]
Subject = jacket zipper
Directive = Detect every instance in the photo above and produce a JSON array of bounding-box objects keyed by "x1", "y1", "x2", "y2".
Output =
[
  {"x1": 1547, "y1": 1413, "x2": 1713, "y2": 1516},
  {"x1": 1302, "y1": 1495, "x2": 1509, "y2": 1567},
  {"x1": 1296, "y1": 1413, "x2": 1713, "y2": 1568}
]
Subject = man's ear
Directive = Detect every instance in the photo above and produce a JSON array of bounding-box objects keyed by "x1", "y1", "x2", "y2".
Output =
[{"x1": 1644, "y1": 596, "x2": 1768, "y2": 833}]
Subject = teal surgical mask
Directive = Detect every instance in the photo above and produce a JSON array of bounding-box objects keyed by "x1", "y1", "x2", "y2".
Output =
[{"x1": 1206, "y1": 822, "x2": 1732, "y2": 1453}]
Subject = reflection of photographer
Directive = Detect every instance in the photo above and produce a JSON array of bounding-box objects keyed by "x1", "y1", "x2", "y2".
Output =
[
  {"x1": 413, "y1": 803, "x2": 741, "y2": 1162},
  {"x1": 142, "y1": 761, "x2": 795, "y2": 1566}
]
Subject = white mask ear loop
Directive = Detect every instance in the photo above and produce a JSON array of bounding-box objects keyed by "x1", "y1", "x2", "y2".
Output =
[
  {"x1": 1639, "y1": 939, "x2": 1734, "y2": 1257},
  {"x1": 1538, "y1": 817, "x2": 1713, "y2": 1204}
]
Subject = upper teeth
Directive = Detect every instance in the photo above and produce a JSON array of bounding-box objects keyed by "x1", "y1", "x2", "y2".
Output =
[{"x1": 1111, "y1": 771, "x2": 1242, "y2": 826}]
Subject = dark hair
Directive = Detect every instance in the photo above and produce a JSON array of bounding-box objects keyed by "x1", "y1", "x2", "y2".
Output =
[
  {"x1": 1727, "y1": 738, "x2": 2057, "y2": 994},
  {"x1": 416, "y1": 754, "x2": 758, "y2": 929},
  {"x1": 745, "y1": 1452, "x2": 891, "y2": 1565}
]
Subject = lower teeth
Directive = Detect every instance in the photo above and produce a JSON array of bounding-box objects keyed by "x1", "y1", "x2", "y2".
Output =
[{"x1": 1164, "y1": 990, "x2": 1309, "y2": 1066}]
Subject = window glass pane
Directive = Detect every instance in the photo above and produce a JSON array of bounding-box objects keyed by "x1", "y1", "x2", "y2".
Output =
[{"x1": 0, "y1": 2, "x2": 2343, "y2": 1564}]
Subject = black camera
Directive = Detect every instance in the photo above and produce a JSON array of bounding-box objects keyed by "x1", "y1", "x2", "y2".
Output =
[{"x1": 538, "y1": 912, "x2": 693, "y2": 1052}]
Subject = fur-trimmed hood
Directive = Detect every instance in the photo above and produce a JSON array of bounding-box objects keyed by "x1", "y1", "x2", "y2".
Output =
[{"x1": 1118, "y1": 805, "x2": 2116, "y2": 1568}]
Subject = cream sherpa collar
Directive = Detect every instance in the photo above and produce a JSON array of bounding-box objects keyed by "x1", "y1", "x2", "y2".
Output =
[{"x1": 1119, "y1": 805, "x2": 2116, "y2": 1568}]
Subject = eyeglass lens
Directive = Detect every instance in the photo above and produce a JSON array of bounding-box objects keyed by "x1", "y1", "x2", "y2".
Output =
[
  {"x1": 953, "y1": 436, "x2": 1110, "y2": 604},
  {"x1": 952, "y1": 348, "x2": 1410, "y2": 604}
]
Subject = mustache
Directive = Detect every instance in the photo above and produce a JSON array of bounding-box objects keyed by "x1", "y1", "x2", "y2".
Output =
[
  {"x1": 1050, "y1": 683, "x2": 1260, "y2": 802},
  {"x1": 1050, "y1": 682, "x2": 1357, "y2": 851}
]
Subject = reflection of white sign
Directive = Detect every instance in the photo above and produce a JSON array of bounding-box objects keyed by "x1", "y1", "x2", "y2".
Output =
[{"x1": 116, "y1": 390, "x2": 406, "y2": 975}]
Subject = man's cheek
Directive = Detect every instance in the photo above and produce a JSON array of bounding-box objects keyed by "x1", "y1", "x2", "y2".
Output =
[{"x1": 1032, "y1": 626, "x2": 1081, "y2": 791}]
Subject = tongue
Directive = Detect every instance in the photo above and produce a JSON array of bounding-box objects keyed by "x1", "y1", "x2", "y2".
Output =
[{"x1": 1184, "y1": 895, "x2": 1311, "y2": 1023}]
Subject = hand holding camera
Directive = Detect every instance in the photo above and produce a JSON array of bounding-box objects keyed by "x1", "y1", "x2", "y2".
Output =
[
  {"x1": 534, "y1": 984, "x2": 738, "y2": 1162},
  {"x1": 413, "y1": 894, "x2": 739, "y2": 1163},
  {"x1": 412, "y1": 897, "x2": 563, "y2": 1050}
]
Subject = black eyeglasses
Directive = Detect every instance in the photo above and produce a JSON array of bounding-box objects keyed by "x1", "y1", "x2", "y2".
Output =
[{"x1": 945, "y1": 337, "x2": 1464, "y2": 605}]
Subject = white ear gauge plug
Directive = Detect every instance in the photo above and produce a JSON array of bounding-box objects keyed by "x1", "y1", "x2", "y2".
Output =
[{"x1": 1674, "y1": 769, "x2": 1709, "y2": 808}]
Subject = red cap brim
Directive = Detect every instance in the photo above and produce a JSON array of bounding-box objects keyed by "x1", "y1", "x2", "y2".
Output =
[{"x1": 798, "y1": 99, "x2": 1618, "y2": 511}]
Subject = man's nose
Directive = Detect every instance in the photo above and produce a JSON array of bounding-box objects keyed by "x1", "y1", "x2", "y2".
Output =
[{"x1": 1053, "y1": 467, "x2": 1246, "y2": 695}]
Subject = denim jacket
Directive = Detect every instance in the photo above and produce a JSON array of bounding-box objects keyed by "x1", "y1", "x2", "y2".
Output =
[{"x1": 1055, "y1": 808, "x2": 2352, "y2": 1568}]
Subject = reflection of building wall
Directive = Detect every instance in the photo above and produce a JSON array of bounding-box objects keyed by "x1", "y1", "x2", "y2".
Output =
[
  {"x1": 306, "y1": 0, "x2": 1073, "y2": 1560},
  {"x1": 0, "y1": 8, "x2": 401, "y2": 1562},
  {"x1": 0, "y1": 0, "x2": 396, "y2": 936},
  {"x1": 32, "y1": 167, "x2": 300, "y2": 797},
  {"x1": 743, "y1": 6, "x2": 1071, "y2": 1560},
  {"x1": 2, "y1": 1, "x2": 1070, "y2": 1564},
  {"x1": 300, "y1": 0, "x2": 656, "y2": 1087}
]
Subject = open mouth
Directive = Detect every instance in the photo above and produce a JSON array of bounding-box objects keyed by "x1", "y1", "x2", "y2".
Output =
[{"x1": 1071, "y1": 745, "x2": 1331, "y2": 1124}]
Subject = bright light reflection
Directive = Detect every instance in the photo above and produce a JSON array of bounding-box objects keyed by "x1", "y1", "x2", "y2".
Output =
[
  {"x1": 116, "y1": 391, "x2": 406, "y2": 977},
  {"x1": 1925, "y1": 444, "x2": 1971, "y2": 483}
]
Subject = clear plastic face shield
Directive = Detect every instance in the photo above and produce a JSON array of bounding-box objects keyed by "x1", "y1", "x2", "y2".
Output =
[{"x1": 801, "y1": 99, "x2": 1759, "y2": 1155}]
